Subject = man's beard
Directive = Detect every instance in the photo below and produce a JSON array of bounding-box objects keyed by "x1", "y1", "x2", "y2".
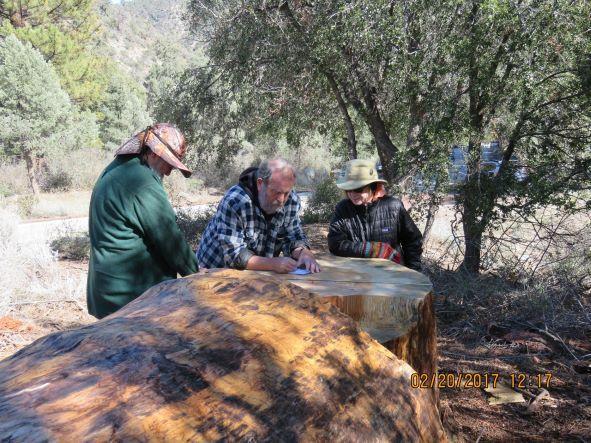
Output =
[{"x1": 260, "y1": 198, "x2": 282, "y2": 214}]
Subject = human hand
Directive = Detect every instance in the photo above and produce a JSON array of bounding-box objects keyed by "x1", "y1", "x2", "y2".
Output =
[
  {"x1": 295, "y1": 249, "x2": 321, "y2": 273},
  {"x1": 272, "y1": 257, "x2": 298, "y2": 274}
]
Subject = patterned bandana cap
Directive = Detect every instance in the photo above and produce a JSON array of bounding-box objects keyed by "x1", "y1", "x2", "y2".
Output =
[{"x1": 115, "y1": 123, "x2": 192, "y2": 178}]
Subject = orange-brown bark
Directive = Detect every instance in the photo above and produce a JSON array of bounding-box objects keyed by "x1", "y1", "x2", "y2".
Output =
[{"x1": 0, "y1": 271, "x2": 445, "y2": 442}]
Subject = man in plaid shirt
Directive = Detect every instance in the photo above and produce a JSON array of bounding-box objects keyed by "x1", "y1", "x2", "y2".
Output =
[{"x1": 197, "y1": 158, "x2": 321, "y2": 273}]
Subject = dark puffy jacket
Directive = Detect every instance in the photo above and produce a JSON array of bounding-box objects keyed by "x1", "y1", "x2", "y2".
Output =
[{"x1": 327, "y1": 196, "x2": 423, "y2": 271}]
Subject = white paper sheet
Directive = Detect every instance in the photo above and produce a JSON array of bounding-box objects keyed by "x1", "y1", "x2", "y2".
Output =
[{"x1": 289, "y1": 268, "x2": 311, "y2": 275}]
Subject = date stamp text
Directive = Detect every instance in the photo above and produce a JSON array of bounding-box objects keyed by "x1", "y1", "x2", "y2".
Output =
[{"x1": 411, "y1": 372, "x2": 553, "y2": 389}]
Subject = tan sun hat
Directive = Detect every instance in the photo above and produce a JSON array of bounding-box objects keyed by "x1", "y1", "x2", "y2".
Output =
[
  {"x1": 336, "y1": 159, "x2": 387, "y2": 191},
  {"x1": 115, "y1": 123, "x2": 192, "y2": 178}
]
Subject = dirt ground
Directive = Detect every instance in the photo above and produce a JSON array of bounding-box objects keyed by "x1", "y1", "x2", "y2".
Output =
[
  {"x1": 308, "y1": 224, "x2": 591, "y2": 442},
  {"x1": 1, "y1": 223, "x2": 589, "y2": 442}
]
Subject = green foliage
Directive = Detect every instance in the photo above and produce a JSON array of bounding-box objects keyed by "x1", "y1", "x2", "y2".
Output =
[
  {"x1": 0, "y1": 35, "x2": 98, "y2": 156},
  {"x1": 1, "y1": 0, "x2": 155, "y2": 149},
  {"x1": 302, "y1": 178, "x2": 342, "y2": 224},
  {"x1": 97, "y1": 69, "x2": 151, "y2": 151},
  {"x1": 145, "y1": 38, "x2": 203, "y2": 117},
  {"x1": 16, "y1": 194, "x2": 38, "y2": 217},
  {"x1": 0, "y1": 182, "x2": 12, "y2": 198},
  {"x1": 50, "y1": 231, "x2": 91, "y2": 261},
  {"x1": 181, "y1": 0, "x2": 462, "y2": 181},
  {"x1": 444, "y1": 0, "x2": 591, "y2": 271},
  {"x1": 0, "y1": 0, "x2": 110, "y2": 108},
  {"x1": 180, "y1": 0, "x2": 591, "y2": 273}
]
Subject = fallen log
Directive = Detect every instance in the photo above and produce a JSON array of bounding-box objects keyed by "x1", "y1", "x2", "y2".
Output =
[{"x1": 0, "y1": 270, "x2": 445, "y2": 442}]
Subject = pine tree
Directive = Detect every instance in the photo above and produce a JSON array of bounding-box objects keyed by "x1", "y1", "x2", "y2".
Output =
[
  {"x1": 0, "y1": 35, "x2": 98, "y2": 194},
  {"x1": 0, "y1": 0, "x2": 109, "y2": 109},
  {"x1": 97, "y1": 70, "x2": 151, "y2": 151}
]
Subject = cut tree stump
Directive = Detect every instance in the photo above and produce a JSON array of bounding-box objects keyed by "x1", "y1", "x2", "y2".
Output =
[
  {"x1": 262, "y1": 255, "x2": 438, "y2": 401},
  {"x1": 0, "y1": 270, "x2": 445, "y2": 442}
]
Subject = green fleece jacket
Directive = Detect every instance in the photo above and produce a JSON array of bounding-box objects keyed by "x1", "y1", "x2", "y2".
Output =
[{"x1": 87, "y1": 156, "x2": 198, "y2": 319}]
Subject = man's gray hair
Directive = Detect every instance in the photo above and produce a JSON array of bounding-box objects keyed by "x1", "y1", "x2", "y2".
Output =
[{"x1": 257, "y1": 158, "x2": 296, "y2": 182}]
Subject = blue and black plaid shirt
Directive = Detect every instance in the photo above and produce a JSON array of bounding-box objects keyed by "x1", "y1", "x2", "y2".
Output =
[{"x1": 196, "y1": 184, "x2": 309, "y2": 269}]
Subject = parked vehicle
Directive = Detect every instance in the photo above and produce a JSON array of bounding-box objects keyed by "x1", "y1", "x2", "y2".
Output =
[
  {"x1": 448, "y1": 145, "x2": 468, "y2": 186},
  {"x1": 448, "y1": 142, "x2": 527, "y2": 186}
]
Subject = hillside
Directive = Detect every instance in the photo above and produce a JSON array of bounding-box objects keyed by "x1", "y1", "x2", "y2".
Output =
[{"x1": 96, "y1": 0, "x2": 199, "y2": 83}]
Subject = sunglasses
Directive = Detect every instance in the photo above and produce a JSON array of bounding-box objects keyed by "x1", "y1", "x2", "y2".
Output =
[{"x1": 347, "y1": 185, "x2": 370, "y2": 194}]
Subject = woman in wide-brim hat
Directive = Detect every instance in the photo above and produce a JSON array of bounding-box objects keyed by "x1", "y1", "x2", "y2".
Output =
[{"x1": 327, "y1": 159, "x2": 424, "y2": 271}]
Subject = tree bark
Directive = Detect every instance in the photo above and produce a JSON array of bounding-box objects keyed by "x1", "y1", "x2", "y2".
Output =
[
  {"x1": 346, "y1": 88, "x2": 399, "y2": 182},
  {"x1": 422, "y1": 196, "x2": 439, "y2": 245},
  {"x1": 0, "y1": 271, "x2": 446, "y2": 442},
  {"x1": 383, "y1": 292, "x2": 438, "y2": 405},
  {"x1": 23, "y1": 150, "x2": 41, "y2": 195},
  {"x1": 462, "y1": 221, "x2": 484, "y2": 274},
  {"x1": 268, "y1": 254, "x2": 439, "y2": 405},
  {"x1": 325, "y1": 72, "x2": 357, "y2": 160},
  {"x1": 363, "y1": 89, "x2": 399, "y2": 182},
  {"x1": 460, "y1": 171, "x2": 486, "y2": 274}
]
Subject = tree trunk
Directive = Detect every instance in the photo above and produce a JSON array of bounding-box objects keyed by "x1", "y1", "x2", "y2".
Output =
[
  {"x1": 461, "y1": 181, "x2": 485, "y2": 273},
  {"x1": 422, "y1": 196, "x2": 439, "y2": 245},
  {"x1": 325, "y1": 72, "x2": 358, "y2": 160},
  {"x1": 462, "y1": 225, "x2": 483, "y2": 274},
  {"x1": 363, "y1": 90, "x2": 399, "y2": 182},
  {"x1": 369, "y1": 113, "x2": 399, "y2": 183},
  {"x1": 0, "y1": 271, "x2": 446, "y2": 442},
  {"x1": 384, "y1": 291, "x2": 438, "y2": 405},
  {"x1": 23, "y1": 150, "x2": 41, "y2": 195},
  {"x1": 344, "y1": 86, "x2": 399, "y2": 182}
]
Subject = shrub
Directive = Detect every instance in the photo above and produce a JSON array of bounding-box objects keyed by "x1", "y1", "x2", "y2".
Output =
[
  {"x1": 49, "y1": 231, "x2": 91, "y2": 261},
  {"x1": 175, "y1": 206, "x2": 217, "y2": 250},
  {"x1": 301, "y1": 177, "x2": 342, "y2": 224},
  {"x1": 0, "y1": 206, "x2": 87, "y2": 317},
  {"x1": 16, "y1": 194, "x2": 38, "y2": 217},
  {"x1": 186, "y1": 177, "x2": 204, "y2": 193},
  {"x1": 0, "y1": 182, "x2": 13, "y2": 198},
  {"x1": 164, "y1": 171, "x2": 190, "y2": 207},
  {"x1": 41, "y1": 169, "x2": 73, "y2": 192},
  {"x1": 425, "y1": 218, "x2": 591, "y2": 335},
  {"x1": 43, "y1": 148, "x2": 109, "y2": 191}
]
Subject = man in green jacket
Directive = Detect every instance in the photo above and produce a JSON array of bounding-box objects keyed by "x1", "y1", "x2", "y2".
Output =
[{"x1": 87, "y1": 123, "x2": 199, "y2": 319}]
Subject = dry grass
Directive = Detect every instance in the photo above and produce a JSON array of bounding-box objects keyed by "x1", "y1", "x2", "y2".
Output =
[
  {"x1": 42, "y1": 148, "x2": 110, "y2": 191},
  {"x1": 0, "y1": 205, "x2": 94, "y2": 358},
  {"x1": 423, "y1": 207, "x2": 591, "y2": 338},
  {"x1": 0, "y1": 161, "x2": 29, "y2": 196},
  {"x1": 0, "y1": 206, "x2": 85, "y2": 311},
  {"x1": 30, "y1": 190, "x2": 92, "y2": 219}
]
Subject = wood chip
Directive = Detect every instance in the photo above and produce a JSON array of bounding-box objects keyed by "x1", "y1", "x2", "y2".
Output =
[{"x1": 484, "y1": 382, "x2": 526, "y2": 405}]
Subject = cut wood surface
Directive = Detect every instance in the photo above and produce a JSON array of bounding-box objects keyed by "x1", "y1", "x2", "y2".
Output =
[
  {"x1": 257, "y1": 255, "x2": 438, "y2": 395},
  {"x1": 257, "y1": 255, "x2": 433, "y2": 342},
  {"x1": 0, "y1": 270, "x2": 445, "y2": 442}
]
